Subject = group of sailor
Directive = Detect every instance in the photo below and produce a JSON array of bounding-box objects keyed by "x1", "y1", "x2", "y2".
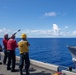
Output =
[{"x1": 0, "y1": 33, "x2": 30, "y2": 75}]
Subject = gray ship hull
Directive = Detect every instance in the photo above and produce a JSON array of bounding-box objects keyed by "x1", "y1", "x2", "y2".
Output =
[{"x1": 67, "y1": 46, "x2": 76, "y2": 62}]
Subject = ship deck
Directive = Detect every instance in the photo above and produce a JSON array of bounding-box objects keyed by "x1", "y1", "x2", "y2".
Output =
[{"x1": 0, "y1": 52, "x2": 56, "y2": 75}]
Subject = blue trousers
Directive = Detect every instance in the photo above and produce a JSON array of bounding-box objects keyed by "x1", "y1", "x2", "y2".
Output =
[
  {"x1": 3, "y1": 50, "x2": 8, "y2": 64},
  {"x1": 19, "y1": 52, "x2": 30, "y2": 73}
]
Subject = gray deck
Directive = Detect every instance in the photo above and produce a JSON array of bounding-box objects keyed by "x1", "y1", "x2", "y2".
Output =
[{"x1": 0, "y1": 53, "x2": 56, "y2": 75}]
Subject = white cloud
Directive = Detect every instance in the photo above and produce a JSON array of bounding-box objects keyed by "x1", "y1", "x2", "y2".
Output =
[
  {"x1": 64, "y1": 26, "x2": 69, "y2": 29},
  {"x1": 21, "y1": 24, "x2": 61, "y2": 37},
  {"x1": 52, "y1": 24, "x2": 59, "y2": 31},
  {"x1": 73, "y1": 31, "x2": 76, "y2": 35},
  {"x1": 52, "y1": 24, "x2": 60, "y2": 36},
  {"x1": 43, "y1": 12, "x2": 67, "y2": 17},
  {"x1": 21, "y1": 29, "x2": 53, "y2": 38},
  {"x1": 21, "y1": 24, "x2": 65, "y2": 37},
  {"x1": 44, "y1": 12, "x2": 56, "y2": 17},
  {"x1": 0, "y1": 28, "x2": 10, "y2": 33},
  {"x1": 22, "y1": 29, "x2": 52, "y2": 34},
  {"x1": 0, "y1": 25, "x2": 74, "y2": 38},
  {"x1": 20, "y1": 24, "x2": 76, "y2": 38},
  {"x1": 60, "y1": 31, "x2": 70, "y2": 36},
  {"x1": 0, "y1": 28, "x2": 11, "y2": 37}
]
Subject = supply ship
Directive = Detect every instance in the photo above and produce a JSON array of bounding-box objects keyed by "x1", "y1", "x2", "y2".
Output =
[{"x1": 67, "y1": 46, "x2": 76, "y2": 62}]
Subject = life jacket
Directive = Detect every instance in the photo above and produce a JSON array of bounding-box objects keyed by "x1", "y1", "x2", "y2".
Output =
[
  {"x1": 3, "y1": 39, "x2": 8, "y2": 49},
  {"x1": 7, "y1": 39, "x2": 18, "y2": 50},
  {"x1": 18, "y1": 40, "x2": 29, "y2": 54}
]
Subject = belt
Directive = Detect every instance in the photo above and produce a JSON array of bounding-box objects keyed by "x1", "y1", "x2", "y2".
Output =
[
  {"x1": 20, "y1": 52, "x2": 28, "y2": 55},
  {"x1": 7, "y1": 50, "x2": 15, "y2": 52}
]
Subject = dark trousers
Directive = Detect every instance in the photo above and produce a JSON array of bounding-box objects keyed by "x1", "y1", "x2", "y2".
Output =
[
  {"x1": 7, "y1": 50, "x2": 16, "y2": 70},
  {"x1": 19, "y1": 52, "x2": 30, "y2": 73},
  {"x1": 3, "y1": 50, "x2": 7, "y2": 64}
]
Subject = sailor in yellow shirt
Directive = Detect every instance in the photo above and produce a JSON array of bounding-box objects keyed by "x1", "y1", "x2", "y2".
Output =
[{"x1": 18, "y1": 33, "x2": 30, "y2": 75}]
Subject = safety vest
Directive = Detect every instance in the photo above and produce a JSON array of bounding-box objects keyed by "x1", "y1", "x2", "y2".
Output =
[
  {"x1": 7, "y1": 39, "x2": 18, "y2": 50},
  {"x1": 3, "y1": 39, "x2": 8, "y2": 49},
  {"x1": 18, "y1": 40, "x2": 28, "y2": 54}
]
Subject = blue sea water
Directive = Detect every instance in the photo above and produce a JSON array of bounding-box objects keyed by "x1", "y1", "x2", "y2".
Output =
[{"x1": 0, "y1": 38, "x2": 76, "y2": 68}]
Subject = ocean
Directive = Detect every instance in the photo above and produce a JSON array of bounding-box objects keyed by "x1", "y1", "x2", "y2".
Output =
[{"x1": 0, "y1": 38, "x2": 76, "y2": 68}]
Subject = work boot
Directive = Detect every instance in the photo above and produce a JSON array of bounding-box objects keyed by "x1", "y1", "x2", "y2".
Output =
[
  {"x1": 11, "y1": 69, "x2": 17, "y2": 72},
  {"x1": 7, "y1": 67, "x2": 11, "y2": 70},
  {"x1": 3, "y1": 61, "x2": 6, "y2": 65},
  {"x1": 0, "y1": 62, "x2": 2, "y2": 65},
  {"x1": 20, "y1": 71, "x2": 23, "y2": 75},
  {"x1": 26, "y1": 71, "x2": 29, "y2": 75}
]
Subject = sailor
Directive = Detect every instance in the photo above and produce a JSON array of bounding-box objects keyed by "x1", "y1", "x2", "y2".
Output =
[
  {"x1": 2, "y1": 34, "x2": 9, "y2": 64},
  {"x1": 7, "y1": 34, "x2": 18, "y2": 72},
  {"x1": 18, "y1": 33, "x2": 30, "y2": 75},
  {"x1": 0, "y1": 44, "x2": 2, "y2": 64}
]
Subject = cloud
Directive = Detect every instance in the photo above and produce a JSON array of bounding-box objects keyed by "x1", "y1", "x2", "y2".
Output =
[
  {"x1": 43, "y1": 12, "x2": 67, "y2": 18},
  {"x1": 21, "y1": 24, "x2": 65, "y2": 37},
  {"x1": 21, "y1": 24, "x2": 76, "y2": 38},
  {"x1": 64, "y1": 26, "x2": 69, "y2": 29},
  {"x1": 0, "y1": 24, "x2": 73, "y2": 38},
  {"x1": 0, "y1": 28, "x2": 10, "y2": 37},
  {"x1": 52, "y1": 24, "x2": 60, "y2": 36},
  {"x1": 60, "y1": 31, "x2": 70, "y2": 36},
  {"x1": 44, "y1": 12, "x2": 57, "y2": 17},
  {"x1": 22, "y1": 29, "x2": 52, "y2": 34},
  {"x1": 21, "y1": 29, "x2": 53, "y2": 37},
  {"x1": 21, "y1": 24, "x2": 61, "y2": 37},
  {"x1": 73, "y1": 31, "x2": 76, "y2": 35},
  {"x1": 0, "y1": 28, "x2": 10, "y2": 33},
  {"x1": 52, "y1": 24, "x2": 59, "y2": 31}
]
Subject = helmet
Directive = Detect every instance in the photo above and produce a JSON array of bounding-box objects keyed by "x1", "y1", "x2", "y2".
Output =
[{"x1": 21, "y1": 34, "x2": 27, "y2": 38}]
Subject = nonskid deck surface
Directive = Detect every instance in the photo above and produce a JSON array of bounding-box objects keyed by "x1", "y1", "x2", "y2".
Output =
[{"x1": 0, "y1": 53, "x2": 56, "y2": 75}]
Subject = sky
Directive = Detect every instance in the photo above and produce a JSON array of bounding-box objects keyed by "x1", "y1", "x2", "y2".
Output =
[{"x1": 0, "y1": 0, "x2": 76, "y2": 38}]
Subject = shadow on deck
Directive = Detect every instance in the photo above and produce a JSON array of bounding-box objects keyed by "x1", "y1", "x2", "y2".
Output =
[{"x1": 0, "y1": 52, "x2": 55, "y2": 75}]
